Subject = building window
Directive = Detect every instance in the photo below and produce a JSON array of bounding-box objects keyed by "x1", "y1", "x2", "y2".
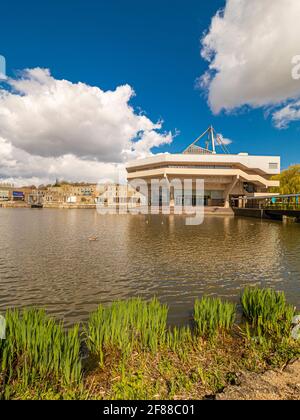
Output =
[{"x1": 269, "y1": 163, "x2": 278, "y2": 170}]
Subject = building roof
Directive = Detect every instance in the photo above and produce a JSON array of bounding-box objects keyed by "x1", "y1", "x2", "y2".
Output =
[{"x1": 183, "y1": 126, "x2": 230, "y2": 155}]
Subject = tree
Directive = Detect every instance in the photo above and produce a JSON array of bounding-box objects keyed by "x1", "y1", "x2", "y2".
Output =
[{"x1": 271, "y1": 165, "x2": 300, "y2": 195}]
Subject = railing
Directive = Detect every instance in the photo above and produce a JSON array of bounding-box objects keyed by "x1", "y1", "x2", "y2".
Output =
[
  {"x1": 245, "y1": 196, "x2": 300, "y2": 211},
  {"x1": 262, "y1": 203, "x2": 300, "y2": 211}
]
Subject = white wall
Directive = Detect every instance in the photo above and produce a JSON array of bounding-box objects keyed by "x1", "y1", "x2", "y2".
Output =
[{"x1": 126, "y1": 154, "x2": 281, "y2": 175}]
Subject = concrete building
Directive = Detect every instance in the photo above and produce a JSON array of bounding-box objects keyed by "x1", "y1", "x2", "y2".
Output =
[{"x1": 126, "y1": 127, "x2": 280, "y2": 209}]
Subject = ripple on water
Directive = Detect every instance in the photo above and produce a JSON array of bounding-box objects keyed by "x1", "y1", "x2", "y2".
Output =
[{"x1": 0, "y1": 209, "x2": 300, "y2": 326}]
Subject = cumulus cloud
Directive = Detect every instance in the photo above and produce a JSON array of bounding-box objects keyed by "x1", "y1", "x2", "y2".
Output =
[
  {"x1": 200, "y1": 0, "x2": 300, "y2": 127},
  {"x1": 0, "y1": 137, "x2": 126, "y2": 186},
  {"x1": 0, "y1": 68, "x2": 173, "y2": 185}
]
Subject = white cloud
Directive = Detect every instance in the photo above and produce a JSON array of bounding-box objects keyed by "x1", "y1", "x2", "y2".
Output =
[
  {"x1": 272, "y1": 100, "x2": 300, "y2": 128},
  {"x1": 217, "y1": 133, "x2": 232, "y2": 146},
  {"x1": 0, "y1": 55, "x2": 6, "y2": 80},
  {"x1": 0, "y1": 136, "x2": 126, "y2": 186},
  {"x1": 0, "y1": 68, "x2": 173, "y2": 185},
  {"x1": 200, "y1": 0, "x2": 300, "y2": 126}
]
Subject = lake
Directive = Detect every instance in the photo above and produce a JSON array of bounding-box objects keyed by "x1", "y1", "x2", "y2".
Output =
[{"x1": 0, "y1": 208, "x2": 299, "y2": 326}]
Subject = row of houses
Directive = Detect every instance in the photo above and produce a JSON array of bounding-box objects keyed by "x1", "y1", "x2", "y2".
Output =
[{"x1": 0, "y1": 183, "x2": 144, "y2": 208}]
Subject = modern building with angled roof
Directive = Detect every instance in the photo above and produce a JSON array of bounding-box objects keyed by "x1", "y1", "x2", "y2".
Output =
[{"x1": 126, "y1": 126, "x2": 280, "y2": 209}]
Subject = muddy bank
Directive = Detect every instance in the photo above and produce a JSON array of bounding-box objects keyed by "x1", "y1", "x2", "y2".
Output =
[{"x1": 216, "y1": 360, "x2": 300, "y2": 400}]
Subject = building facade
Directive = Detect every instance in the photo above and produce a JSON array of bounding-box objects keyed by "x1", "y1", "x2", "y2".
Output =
[
  {"x1": 43, "y1": 184, "x2": 98, "y2": 206},
  {"x1": 126, "y1": 128, "x2": 280, "y2": 209},
  {"x1": 0, "y1": 182, "x2": 145, "y2": 208},
  {"x1": 0, "y1": 183, "x2": 13, "y2": 201}
]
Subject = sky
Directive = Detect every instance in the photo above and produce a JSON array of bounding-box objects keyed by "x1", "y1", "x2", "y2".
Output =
[{"x1": 1, "y1": 0, "x2": 300, "y2": 185}]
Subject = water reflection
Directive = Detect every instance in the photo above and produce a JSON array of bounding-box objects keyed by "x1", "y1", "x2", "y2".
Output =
[{"x1": 0, "y1": 209, "x2": 299, "y2": 326}]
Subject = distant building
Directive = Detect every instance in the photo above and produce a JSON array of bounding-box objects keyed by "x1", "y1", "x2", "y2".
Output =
[
  {"x1": 28, "y1": 188, "x2": 47, "y2": 205},
  {"x1": 0, "y1": 184, "x2": 33, "y2": 202},
  {"x1": 96, "y1": 184, "x2": 146, "y2": 209},
  {"x1": 43, "y1": 186, "x2": 64, "y2": 205},
  {"x1": 15, "y1": 186, "x2": 37, "y2": 202},
  {"x1": 43, "y1": 184, "x2": 98, "y2": 205},
  {"x1": 0, "y1": 183, "x2": 13, "y2": 201},
  {"x1": 0, "y1": 182, "x2": 145, "y2": 209}
]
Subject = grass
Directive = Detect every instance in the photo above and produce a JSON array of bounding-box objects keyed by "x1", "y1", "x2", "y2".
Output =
[
  {"x1": 194, "y1": 297, "x2": 236, "y2": 338},
  {"x1": 84, "y1": 298, "x2": 168, "y2": 367},
  {"x1": 0, "y1": 308, "x2": 82, "y2": 399},
  {"x1": 165, "y1": 326, "x2": 194, "y2": 356},
  {"x1": 0, "y1": 288, "x2": 299, "y2": 400},
  {"x1": 241, "y1": 287, "x2": 296, "y2": 337},
  {"x1": 240, "y1": 287, "x2": 299, "y2": 371}
]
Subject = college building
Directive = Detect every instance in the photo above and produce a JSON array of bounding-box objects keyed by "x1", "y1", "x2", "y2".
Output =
[{"x1": 126, "y1": 127, "x2": 280, "y2": 209}]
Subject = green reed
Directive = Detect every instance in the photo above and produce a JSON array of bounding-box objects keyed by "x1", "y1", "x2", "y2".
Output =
[
  {"x1": 194, "y1": 297, "x2": 236, "y2": 338},
  {"x1": 241, "y1": 288, "x2": 295, "y2": 337},
  {"x1": 85, "y1": 298, "x2": 168, "y2": 366},
  {"x1": 164, "y1": 326, "x2": 194, "y2": 357},
  {"x1": 0, "y1": 290, "x2": 297, "y2": 399},
  {"x1": 0, "y1": 309, "x2": 82, "y2": 391}
]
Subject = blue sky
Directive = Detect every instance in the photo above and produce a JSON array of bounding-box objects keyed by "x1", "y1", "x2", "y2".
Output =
[{"x1": 0, "y1": 0, "x2": 300, "y2": 184}]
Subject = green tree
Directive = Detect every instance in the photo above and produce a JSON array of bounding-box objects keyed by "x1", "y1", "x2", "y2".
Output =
[{"x1": 271, "y1": 165, "x2": 300, "y2": 194}]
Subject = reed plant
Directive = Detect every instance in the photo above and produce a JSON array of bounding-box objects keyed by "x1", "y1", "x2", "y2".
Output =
[
  {"x1": 0, "y1": 309, "x2": 82, "y2": 393},
  {"x1": 0, "y1": 291, "x2": 298, "y2": 400},
  {"x1": 194, "y1": 297, "x2": 236, "y2": 338},
  {"x1": 85, "y1": 298, "x2": 168, "y2": 366},
  {"x1": 241, "y1": 288, "x2": 295, "y2": 337},
  {"x1": 165, "y1": 326, "x2": 194, "y2": 355}
]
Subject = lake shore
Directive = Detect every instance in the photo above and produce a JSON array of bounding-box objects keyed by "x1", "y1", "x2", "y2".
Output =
[
  {"x1": 1, "y1": 289, "x2": 299, "y2": 400},
  {"x1": 0, "y1": 203, "x2": 235, "y2": 214},
  {"x1": 217, "y1": 359, "x2": 300, "y2": 400}
]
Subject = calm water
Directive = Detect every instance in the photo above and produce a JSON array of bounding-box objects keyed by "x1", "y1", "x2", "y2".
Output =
[{"x1": 0, "y1": 209, "x2": 299, "y2": 326}]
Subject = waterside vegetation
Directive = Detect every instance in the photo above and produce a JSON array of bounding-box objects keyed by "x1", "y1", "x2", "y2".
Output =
[
  {"x1": 271, "y1": 164, "x2": 300, "y2": 195},
  {"x1": 0, "y1": 288, "x2": 299, "y2": 400}
]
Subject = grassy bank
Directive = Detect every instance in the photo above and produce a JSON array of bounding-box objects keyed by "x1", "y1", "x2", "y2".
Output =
[{"x1": 0, "y1": 288, "x2": 299, "y2": 400}]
